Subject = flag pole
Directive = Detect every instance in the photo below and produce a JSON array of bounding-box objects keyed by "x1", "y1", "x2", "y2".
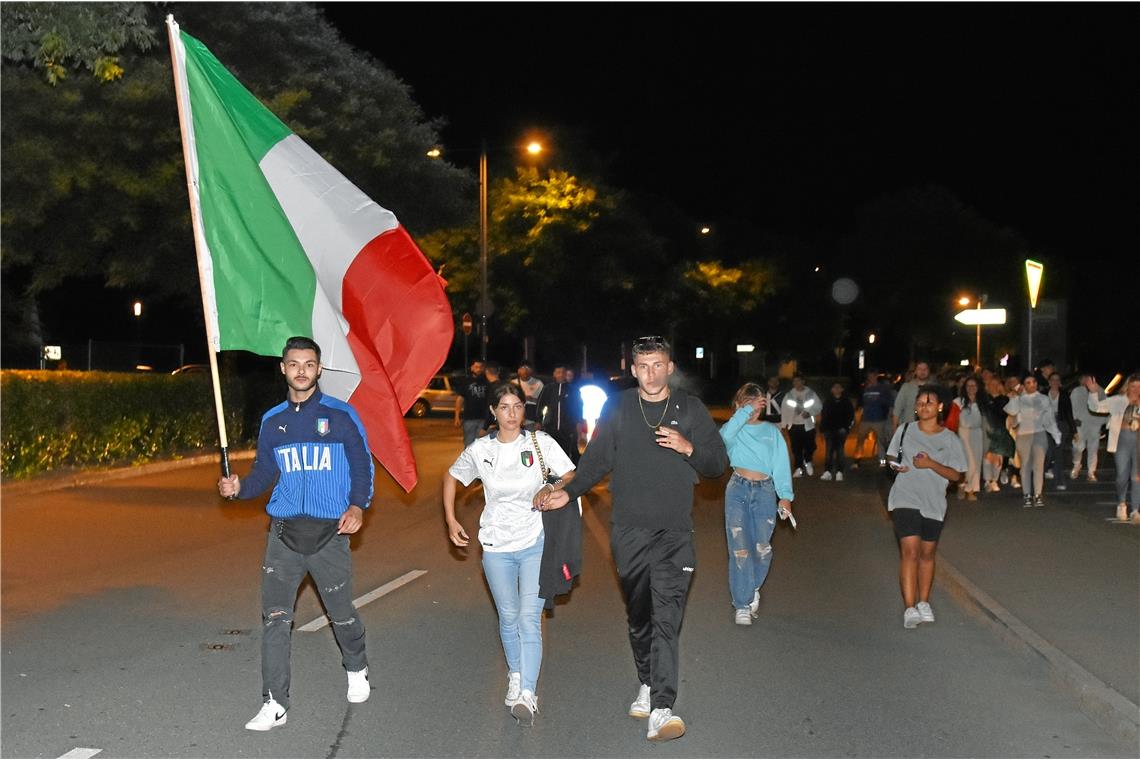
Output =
[{"x1": 166, "y1": 15, "x2": 232, "y2": 478}]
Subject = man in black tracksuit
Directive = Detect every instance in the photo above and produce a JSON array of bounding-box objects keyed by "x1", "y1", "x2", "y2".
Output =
[{"x1": 538, "y1": 336, "x2": 727, "y2": 742}]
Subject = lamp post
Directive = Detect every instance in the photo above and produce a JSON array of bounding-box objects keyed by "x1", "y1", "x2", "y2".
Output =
[
  {"x1": 955, "y1": 296, "x2": 1006, "y2": 369},
  {"x1": 1025, "y1": 259, "x2": 1044, "y2": 372},
  {"x1": 432, "y1": 137, "x2": 545, "y2": 362}
]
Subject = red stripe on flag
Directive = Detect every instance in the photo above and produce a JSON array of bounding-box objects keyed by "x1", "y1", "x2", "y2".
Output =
[{"x1": 342, "y1": 225, "x2": 453, "y2": 492}]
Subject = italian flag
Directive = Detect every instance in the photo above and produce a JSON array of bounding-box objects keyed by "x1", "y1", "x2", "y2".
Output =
[{"x1": 167, "y1": 18, "x2": 451, "y2": 491}]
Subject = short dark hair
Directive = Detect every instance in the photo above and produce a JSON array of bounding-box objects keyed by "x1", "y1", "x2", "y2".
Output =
[
  {"x1": 282, "y1": 336, "x2": 321, "y2": 361},
  {"x1": 632, "y1": 335, "x2": 672, "y2": 359},
  {"x1": 491, "y1": 382, "x2": 525, "y2": 406}
]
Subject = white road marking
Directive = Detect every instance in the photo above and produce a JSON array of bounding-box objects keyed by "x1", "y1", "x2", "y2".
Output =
[
  {"x1": 58, "y1": 750, "x2": 101, "y2": 759},
  {"x1": 298, "y1": 570, "x2": 427, "y2": 632}
]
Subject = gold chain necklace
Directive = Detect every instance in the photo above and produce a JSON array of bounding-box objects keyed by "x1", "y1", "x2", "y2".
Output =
[{"x1": 638, "y1": 392, "x2": 671, "y2": 428}]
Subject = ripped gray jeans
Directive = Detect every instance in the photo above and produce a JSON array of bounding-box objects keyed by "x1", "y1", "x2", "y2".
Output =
[{"x1": 259, "y1": 529, "x2": 367, "y2": 709}]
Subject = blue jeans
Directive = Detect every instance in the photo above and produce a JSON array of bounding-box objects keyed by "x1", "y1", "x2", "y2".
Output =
[
  {"x1": 724, "y1": 474, "x2": 778, "y2": 610},
  {"x1": 482, "y1": 533, "x2": 544, "y2": 692},
  {"x1": 1114, "y1": 429, "x2": 1140, "y2": 511}
]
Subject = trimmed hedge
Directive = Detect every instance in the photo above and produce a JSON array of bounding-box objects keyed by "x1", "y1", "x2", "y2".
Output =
[{"x1": 1, "y1": 370, "x2": 276, "y2": 479}]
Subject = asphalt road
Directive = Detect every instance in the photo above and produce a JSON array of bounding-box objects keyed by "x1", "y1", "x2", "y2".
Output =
[{"x1": 1, "y1": 417, "x2": 1134, "y2": 758}]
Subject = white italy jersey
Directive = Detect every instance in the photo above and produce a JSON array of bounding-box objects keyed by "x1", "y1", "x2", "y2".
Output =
[{"x1": 449, "y1": 430, "x2": 575, "y2": 553}]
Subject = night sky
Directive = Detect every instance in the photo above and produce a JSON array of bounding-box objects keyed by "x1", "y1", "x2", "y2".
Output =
[{"x1": 319, "y1": 2, "x2": 1138, "y2": 371}]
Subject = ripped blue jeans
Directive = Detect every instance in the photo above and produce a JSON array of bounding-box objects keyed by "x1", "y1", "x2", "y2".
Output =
[{"x1": 724, "y1": 473, "x2": 778, "y2": 610}]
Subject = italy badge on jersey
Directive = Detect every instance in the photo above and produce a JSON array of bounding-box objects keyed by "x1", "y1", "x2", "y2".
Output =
[
  {"x1": 520, "y1": 450, "x2": 534, "y2": 467},
  {"x1": 316, "y1": 418, "x2": 330, "y2": 437}
]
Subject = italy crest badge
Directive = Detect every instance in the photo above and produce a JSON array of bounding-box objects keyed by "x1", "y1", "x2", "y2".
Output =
[{"x1": 520, "y1": 450, "x2": 534, "y2": 467}]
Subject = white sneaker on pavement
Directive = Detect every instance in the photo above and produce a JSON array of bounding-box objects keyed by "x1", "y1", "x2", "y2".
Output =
[
  {"x1": 804, "y1": 462, "x2": 815, "y2": 476},
  {"x1": 749, "y1": 589, "x2": 760, "y2": 616},
  {"x1": 903, "y1": 607, "x2": 921, "y2": 629},
  {"x1": 647, "y1": 707, "x2": 686, "y2": 741},
  {"x1": 346, "y1": 667, "x2": 370, "y2": 703},
  {"x1": 511, "y1": 689, "x2": 538, "y2": 726},
  {"x1": 734, "y1": 608, "x2": 753, "y2": 625},
  {"x1": 1070, "y1": 466, "x2": 1080, "y2": 480},
  {"x1": 1044, "y1": 470, "x2": 1054, "y2": 480},
  {"x1": 1116, "y1": 503, "x2": 1128, "y2": 522},
  {"x1": 505, "y1": 671, "x2": 521, "y2": 706},
  {"x1": 820, "y1": 471, "x2": 833, "y2": 481},
  {"x1": 629, "y1": 683, "x2": 651, "y2": 718},
  {"x1": 245, "y1": 698, "x2": 287, "y2": 731},
  {"x1": 835, "y1": 471, "x2": 844, "y2": 482},
  {"x1": 793, "y1": 468, "x2": 804, "y2": 478},
  {"x1": 916, "y1": 601, "x2": 935, "y2": 623}
]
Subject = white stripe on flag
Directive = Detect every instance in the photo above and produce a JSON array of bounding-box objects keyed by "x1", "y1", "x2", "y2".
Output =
[{"x1": 57, "y1": 749, "x2": 101, "y2": 759}]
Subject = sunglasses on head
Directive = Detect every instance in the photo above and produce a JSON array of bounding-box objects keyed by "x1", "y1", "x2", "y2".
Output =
[{"x1": 632, "y1": 335, "x2": 667, "y2": 351}]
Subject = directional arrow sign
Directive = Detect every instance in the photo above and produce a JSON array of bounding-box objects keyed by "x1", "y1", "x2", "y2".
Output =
[{"x1": 954, "y1": 308, "x2": 1007, "y2": 325}]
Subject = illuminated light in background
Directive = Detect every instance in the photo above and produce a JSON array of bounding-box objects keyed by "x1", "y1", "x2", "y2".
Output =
[
  {"x1": 1105, "y1": 373, "x2": 1124, "y2": 394},
  {"x1": 133, "y1": 301, "x2": 143, "y2": 317},
  {"x1": 1000, "y1": 353, "x2": 1009, "y2": 367},
  {"x1": 579, "y1": 384, "x2": 608, "y2": 441},
  {"x1": 695, "y1": 347, "x2": 705, "y2": 359},
  {"x1": 868, "y1": 333, "x2": 877, "y2": 344},
  {"x1": 736, "y1": 344, "x2": 755, "y2": 353},
  {"x1": 858, "y1": 349, "x2": 865, "y2": 370},
  {"x1": 700, "y1": 226, "x2": 711, "y2": 235},
  {"x1": 960, "y1": 359, "x2": 971, "y2": 366},
  {"x1": 526, "y1": 141, "x2": 543, "y2": 155},
  {"x1": 426, "y1": 147, "x2": 441, "y2": 158}
]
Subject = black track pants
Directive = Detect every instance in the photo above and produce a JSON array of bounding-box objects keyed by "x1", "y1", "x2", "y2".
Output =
[{"x1": 610, "y1": 525, "x2": 695, "y2": 710}]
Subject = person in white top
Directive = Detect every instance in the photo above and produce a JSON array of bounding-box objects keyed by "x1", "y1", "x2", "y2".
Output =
[
  {"x1": 952, "y1": 375, "x2": 987, "y2": 501},
  {"x1": 1070, "y1": 372, "x2": 1107, "y2": 482},
  {"x1": 1084, "y1": 373, "x2": 1140, "y2": 523},
  {"x1": 443, "y1": 383, "x2": 576, "y2": 725},
  {"x1": 780, "y1": 374, "x2": 822, "y2": 477},
  {"x1": 1003, "y1": 373, "x2": 1061, "y2": 508}
]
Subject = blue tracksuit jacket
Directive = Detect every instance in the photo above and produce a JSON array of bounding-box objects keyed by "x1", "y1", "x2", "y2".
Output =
[{"x1": 238, "y1": 390, "x2": 374, "y2": 519}]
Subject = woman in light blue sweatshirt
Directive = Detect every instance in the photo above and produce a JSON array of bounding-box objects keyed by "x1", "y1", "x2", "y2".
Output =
[{"x1": 719, "y1": 382, "x2": 795, "y2": 626}]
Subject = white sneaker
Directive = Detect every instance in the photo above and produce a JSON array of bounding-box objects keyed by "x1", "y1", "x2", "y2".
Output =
[
  {"x1": 916, "y1": 601, "x2": 935, "y2": 623},
  {"x1": 903, "y1": 607, "x2": 921, "y2": 629},
  {"x1": 999, "y1": 471, "x2": 1009, "y2": 485},
  {"x1": 1116, "y1": 503, "x2": 1128, "y2": 522},
  {"x1": 820, "y1": 471, "x2": 833, "y2": 481},
  {"x1": 505, "y1": 671, "x2": 521, "y2": 706},
  {"x1": 245, "y1": 698, "x2": 287, "y2": 731},
  {"x1": 749, "y1": 589, "x2": 760, "y2": 616},
  {"x1": 734, "y1": 608, "x2": 753, "y2": 625},
  {"x1": 804, "y1": 462, "x2": 815, "y2": 476},
  {"x1": 987, "y1": 481, "x2": 1001, "y2": 493},
  {"x1": 629, "y1": 683, "x2": 651, "y2": 718},
  {"x1": 835, "y1": 471, "x2": 844, "y2": 482},
  {"x1": 793, "y1": 468, "x2": 804, "y2": 478},
  {"x1": 1044, "y1": 470, "x2": 1054, "y2": 480},
  {"x1": 346, "y1": 667, "x2": 370, "y2": 703},
  {"x1": 1070, "y1": 466, "x2": 1080, "y2": 480},
  {"x1": 511, "y1": 689, "x2": 538, "y2": 726},
  {"x1": 647, "y1": 707, "x2": 686, "y2": 741}
]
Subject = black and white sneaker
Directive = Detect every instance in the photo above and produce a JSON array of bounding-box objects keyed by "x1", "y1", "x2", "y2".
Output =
[{"x1": 245, "y1": 698, "x2": 287, "y2": 731}]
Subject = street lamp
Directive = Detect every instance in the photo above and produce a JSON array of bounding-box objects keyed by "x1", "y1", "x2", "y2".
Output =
[
  {"x1": 433, "y1": 138, "x2": 544, "y2": 361},
  {"x1": 954, "y1": 294, "x2": 1006, "y2": 368}
]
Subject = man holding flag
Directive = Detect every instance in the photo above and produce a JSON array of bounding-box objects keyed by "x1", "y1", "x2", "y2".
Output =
[{"x1": 219, "y1": 337, "x2": 374, "y2": 730}]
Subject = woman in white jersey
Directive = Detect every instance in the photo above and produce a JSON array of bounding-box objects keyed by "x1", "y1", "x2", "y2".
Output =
[
  {"x1": 886, "y1": 386, "x2": 967, "y2": 630},
  {"x1": 443, "y1": 383, "x2": 575, "y2": 726}
]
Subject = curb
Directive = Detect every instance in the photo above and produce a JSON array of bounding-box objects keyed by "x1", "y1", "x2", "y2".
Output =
[
  {"x1": 939, "y1": 556, "x2": 1140, "y2": 749},
  {"x1": 0, "y1": 449, "x2": 256, "y2": 497}
]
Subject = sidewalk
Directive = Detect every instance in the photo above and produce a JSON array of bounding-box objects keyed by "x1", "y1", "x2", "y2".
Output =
[{"x1": 843, "y1": 454, "x2": 1140, "y2": 748}]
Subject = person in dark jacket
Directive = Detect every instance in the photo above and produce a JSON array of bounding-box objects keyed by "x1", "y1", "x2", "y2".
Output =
[
  {"x1": 537, "y1": 336, "x2": 727, "y2": 742},
  {"x1": 217, "y1": 336, "x2": 374, "y2": 731},
  {"x1": 1045, "y1": 372, "x2": 1075, "y2": 490},
  {"x1": 819, "y1": 382, "x2": 856, "y2": 481},
  {"x1": 536, "y1": 364, "x2": 583, "y2": 463}
]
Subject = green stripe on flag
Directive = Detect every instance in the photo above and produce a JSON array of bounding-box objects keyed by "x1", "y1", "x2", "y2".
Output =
[{"x1": 180, "y1": 30, "x2": 315, "y2": 354}]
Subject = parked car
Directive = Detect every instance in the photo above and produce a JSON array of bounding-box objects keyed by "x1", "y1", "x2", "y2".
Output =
[{"x1": 409, "y1": 374, "x2": 461, "y2": 417}]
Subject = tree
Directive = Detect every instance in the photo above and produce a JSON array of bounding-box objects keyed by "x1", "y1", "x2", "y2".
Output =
[
  {"x1": 1, "y1": 3, "x2": 157, "y2": 84},
  {"x1": 1, "y1": 3, "x2": 469, "y2": 364}
]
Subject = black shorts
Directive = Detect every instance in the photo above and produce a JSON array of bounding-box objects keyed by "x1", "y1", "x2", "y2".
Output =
[{"x1": 891, "y1": 508, "x2": 944, "y2": 542}]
